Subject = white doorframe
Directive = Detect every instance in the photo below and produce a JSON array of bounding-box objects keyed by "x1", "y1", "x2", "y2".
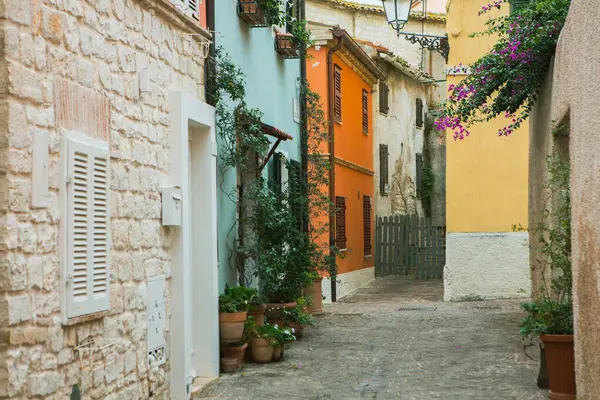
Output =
[{"x1": 167, "y1": 91, "x2": 219, "y2": 399}]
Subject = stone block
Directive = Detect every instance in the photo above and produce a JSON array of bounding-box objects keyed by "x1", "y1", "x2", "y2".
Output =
[
  {"x1": 28, "y1": 371, "x2": 62, "y2": 396},
  {"x1": 8, "y1": 62, "x2": 43, "y2": 103},
  {"x1": 26, "y1": 104, "x2": 55, "y2": 128},
  {"x1": 9, "y1": 327, "x2": 48, "y2": 345},
  {"x1": 105, "y1": 357, "x2": 123, "y2": 384},
  {"x1": 65, "y1": 0, "x2": 84, "y2": 17},
  {"x1": 8, "y1": 294, "x2": 32, "y2": 325},
  {"x1": 29, "y1": 255, "x2": 43, "y2": 289},
  {"x1": 64, "y1": 14, "x2": 80, "y2": 53},
  {"x1": 42, "y1": 8, "x2": 65, "y2": 45},
  {"x1": 7, "y1": 149, "x2": 32, "y2": 173},
  {"x1": 5, "y1": 0, "x2": 33, "y2": 25},
  {"x1": 42, "y1": 353, "x2": 58, "y2": 369},
  {"x1": 77, "y1": 57, "x2": 95, "y2": 87},
  {"x1": 113, "y1": 0, "x2": 125, "y2": 21},
  {"x1": 20, "y1": 33, "x2": 35, "y2": 68},
  {"x1": 6, "y1": 358, "x2": 28, "y2": 397},
  {"x1": 58, "y1": 348, "x2": 73, "y2": 365}
]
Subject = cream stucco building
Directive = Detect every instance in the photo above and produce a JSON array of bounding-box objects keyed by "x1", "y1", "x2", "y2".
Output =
[
  {"x1": 443, "y1": 0, "x2": 530, "y2": 301},
  {"x1": 0, "y1": 1, "x2": 218, "y2": 399}
]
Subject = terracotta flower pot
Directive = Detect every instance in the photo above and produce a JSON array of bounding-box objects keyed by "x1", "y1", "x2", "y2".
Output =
[
  {"x1": 219, "y1": 311, "x2": 247, "y2": 344},
  {"x1": 289, "y1": 322, "x2": 305, "y2": 338},
  {"x1": 265, "y1": 301, "x2": 296, "y2": 320},
  {"x1": 251, "y1": 338, "x2": 274, "y2": 364},
  {"x1": 272, "y1": 345, "x2": 285, "y2": 362},
  {"x1": 220, "y1": 357, "x2": 238, "y2": 373},
  {"x1": 268, "y1": 318, "x2": 286, "y2": 327},
  {"x1": 304, "y1": 277, "x2": 324, "y2": 316},
  {"x1": 248, "y1": 304, "x2": 266, "y2": 327},
  {"x1": 540, "y1": 334, "x2": 576, "y2": 400},
  {"x1": 222, "y1": 342, "x2": 248, "y2": 369}
]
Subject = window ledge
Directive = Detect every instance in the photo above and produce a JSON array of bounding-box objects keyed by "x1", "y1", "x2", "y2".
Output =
[
  {"x1": 335, "y1": 120, "x2": 343, "y2": 126},
  {"x1": 338, "y1": 248, "x2": 348, "y2": 253},
  {"x1": 364, "y1": 255, "x2": 372, "y2": 260},
  {"x1": 61, "y1": 311, "x2": 109, "y2": 327},
  {"x1": 140, "y1": 0, "x2": 212, "y2": 42}
]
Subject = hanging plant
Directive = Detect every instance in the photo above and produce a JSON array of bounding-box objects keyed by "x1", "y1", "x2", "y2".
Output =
[{"x1": 436, "y1": 0, "x2": 571, "y2": 140}]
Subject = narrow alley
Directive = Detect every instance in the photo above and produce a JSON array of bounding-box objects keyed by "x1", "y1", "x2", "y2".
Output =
[{"x1": 198, "y1": 277, "x2": 545, "y2": 400}]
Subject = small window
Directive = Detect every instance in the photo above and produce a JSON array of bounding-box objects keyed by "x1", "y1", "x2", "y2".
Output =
[
  {"x1": 379, "y1": 144, "x2": 389, "y2": 195},
  {"x1": 362, "y1": 89, "x2": 369, "y2": 134},
  {"x1": 416, "y1": 98, "x2": 423, "y2": 128},
  {"x1": 416, "y1": 153, "x2": 423, "y2": 198},
  {"x1": 379, "y1": 82, "x2": 389, "y2": 115},
  {"x1": 334, "y1": 65, "x2": 342, "y2": 123},
  {"x1": 335, "y1": 196, "x2": 347, "y2": 249},
  {"x1": 363, "y1": 196, "x2": 372, "y2": 256},
  {"x1": 509, "y1": 0, "x2": 532, "y2": 13},
  {"x1": 64, "y1": 134, "x2": 111, "y2": 318}
]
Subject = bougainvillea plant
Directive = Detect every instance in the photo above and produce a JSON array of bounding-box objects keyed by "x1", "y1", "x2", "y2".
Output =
[{"x1": 436, "y1": 0, "x2": 571, "y2": 140}]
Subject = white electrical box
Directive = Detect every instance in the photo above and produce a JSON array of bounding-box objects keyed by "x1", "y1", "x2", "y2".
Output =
[
  {"x1": 161, "y1": 186, "x2": 182, "y2": 226},
  {"x1": 147, "y1": 275, "x2": 166, "y2": 366}
]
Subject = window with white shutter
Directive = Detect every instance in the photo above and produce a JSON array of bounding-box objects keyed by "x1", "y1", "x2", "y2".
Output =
[{"x1": 65, "y1": 134, "x2": 111, "y2": 318}]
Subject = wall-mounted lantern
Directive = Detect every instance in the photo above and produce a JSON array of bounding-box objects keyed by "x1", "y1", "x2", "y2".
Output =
[{"x1": 381, "y1": 0, "x2": 450, "y2": 62}]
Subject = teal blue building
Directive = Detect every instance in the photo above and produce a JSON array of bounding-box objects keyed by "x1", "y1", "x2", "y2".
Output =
[{"x1": 208, "y1": 0, "x2": 302, "y2": 290}]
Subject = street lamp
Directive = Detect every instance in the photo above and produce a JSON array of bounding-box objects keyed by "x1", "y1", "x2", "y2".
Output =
[{"x1": 381, "y1": 0, "x2": 450, "y2": 62}]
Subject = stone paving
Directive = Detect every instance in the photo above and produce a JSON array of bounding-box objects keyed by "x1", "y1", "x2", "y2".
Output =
[{"x1": 199, "y1": 277, "x2": 547, "y2": 400}]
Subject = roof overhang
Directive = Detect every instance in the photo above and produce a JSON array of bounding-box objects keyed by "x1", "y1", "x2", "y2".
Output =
[{"x1": 379, "y1": 53, "x2": 436, "y2": 85}]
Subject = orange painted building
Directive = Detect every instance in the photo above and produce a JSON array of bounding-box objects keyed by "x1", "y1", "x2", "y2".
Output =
[{"x1": 307, "y1": 27, "x2": 386, "y2": 301}]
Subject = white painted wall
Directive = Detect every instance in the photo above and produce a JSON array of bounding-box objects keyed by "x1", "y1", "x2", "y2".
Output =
[
  {"x1": 322, "y1": 267, "x2": 376, "y2": 303},
  {"x1": 168, "y1": 91, "x2": 219, "y2": 399},
  {"x1": 444, "y1": 232, "x2": 532, "y2": 301}
]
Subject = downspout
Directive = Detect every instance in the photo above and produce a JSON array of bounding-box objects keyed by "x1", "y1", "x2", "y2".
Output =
[
  {"x1": 327, "y1": 32, "x2": 344, "y2": 302},
  {"x1": 300, "y1": 0, "x2": 309, "y2": 235},
  {"x1": 206, "y1": 0, "x2": 216, "y2": 106}
]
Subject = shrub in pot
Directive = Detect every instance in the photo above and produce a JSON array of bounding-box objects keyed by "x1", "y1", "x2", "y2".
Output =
[
  {"x1": 271, "y1": 324, "x2": 296, "y2": 362},
  {"x1": 283, "y1": 297, "x2": 313, "y2": 338},
  {"x1": 520, "y1": 155, "x2": 574, "y2": 399},
  {"x1": 219, "y1": 285, "x2": 254, "y2": 344}
]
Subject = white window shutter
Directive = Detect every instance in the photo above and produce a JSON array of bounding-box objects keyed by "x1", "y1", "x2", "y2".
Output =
[
  {"x1": 186, "y1": 0, "x2": 200, "y2": 21},
  {"x1": 66, "y1": 136, "x2": 110, "y2": 318},
  {"x1": 279, "y1": 151, "x2": 289, "y2": 192}
]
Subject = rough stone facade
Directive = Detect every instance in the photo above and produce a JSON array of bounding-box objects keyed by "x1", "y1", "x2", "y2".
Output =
[
  {"x1": 0, "y1": 0, "x2": 208, "y2": 398},
  {"x1": 371, "y1": 60, "x2": 429, "y2": 218},
  {"x1": 529, "y1": 0, "x2": 600, "y2": 395}
]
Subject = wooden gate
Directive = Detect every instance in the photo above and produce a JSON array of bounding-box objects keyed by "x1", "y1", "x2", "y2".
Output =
[{"x1": 375, "y1": 215, "x2": 446, "y2": 279}]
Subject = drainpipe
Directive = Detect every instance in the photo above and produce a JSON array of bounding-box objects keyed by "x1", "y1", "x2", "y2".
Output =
[
  {"x1": 299, "y1": 0, "x2": 309, "y2": 235},
  {"x1": 205, "y1": 0, "x2": 216, "y2": 106},
  {"x1": 327, "y1": 32, "x2": 344, "y2": 302}
]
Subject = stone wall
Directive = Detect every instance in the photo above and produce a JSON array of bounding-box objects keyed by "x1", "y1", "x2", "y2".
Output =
[
  {"x1": 372, "y1": 62, "x2": 428, "y2": 218},
  {"x1": 529, "y1": 0, "x2": 600, "y2": 395},
  {"x1": 0, "y1": 0, "x2": 207, "y2": 398}
]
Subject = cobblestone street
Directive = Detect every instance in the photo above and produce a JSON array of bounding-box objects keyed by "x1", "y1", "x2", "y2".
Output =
[{"x1": 198, "y1": 277, "x2": 546, "y2": 400}]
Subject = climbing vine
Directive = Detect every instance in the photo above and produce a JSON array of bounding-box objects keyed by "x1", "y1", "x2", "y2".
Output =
[{"x1": 436, "y1": 0, "x2": 571, "y2": 139}]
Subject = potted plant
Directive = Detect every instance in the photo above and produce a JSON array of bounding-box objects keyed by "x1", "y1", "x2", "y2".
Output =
[
  {"x1": 249, "y1": 323, "x2": 278, "y2": 363},
  {"x1": 271, "y1": 324, "x2": 296, "y2": 362},
  {"x1": 218, "y1": 285, "x2": 253, "y2": 344},
  {"x1": 284, "y1": 298, "x2": 313, "y2": 338},
  {"x1": 237, "y1": 0, "x2": 285, "y2": 28},
  {"x1": 520, "y1": 155, "x2": 574, "y2": 399}
]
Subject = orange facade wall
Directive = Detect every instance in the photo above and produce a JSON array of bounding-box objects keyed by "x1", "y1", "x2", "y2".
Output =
[{"x1": 307, "y1": 47, "x2": 375, "y2": 276}]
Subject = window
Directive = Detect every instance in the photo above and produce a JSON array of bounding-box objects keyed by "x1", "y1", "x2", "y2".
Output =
[
  {"x1": 64, "y1": 134, "x2": 111, "y2": 318},
  {"x1": 335, "y1": 196, "x2": 347, "y2": 249},
  {"x1": 269, "y1": 152, "x2": 282, "y2": 194},
  {"x1": 171, "y1": 0, "x2": 200, "y2": 21},
  {"x1": 416, "y1": 98, "x2": 423, "y2": 128},
  {"x1": 509, "y1": 0, "x2": 532, "y2": 13},
  {"x1": 362, "y1": 89, "x2": 369, "y2": 134},
  {"x1": 363, "y1": 196, "x2": 372, "y2": 256},
  {"x1": 416, "y1": 153, "x2": 423, "y2": 198},
  {"x1": 379, "y1": 144, "x2": 389, "y2": 195},
  {"x1": 334, "y1": 65, "x2": 342, "y2": 123},
  {"x1": 379, "y1": 82, "x2": 389, "y2": 115}
]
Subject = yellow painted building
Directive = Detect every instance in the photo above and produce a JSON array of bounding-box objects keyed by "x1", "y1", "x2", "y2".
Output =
[{"x1": 444, "y1": 0, "x2": 530, "y2": 301}]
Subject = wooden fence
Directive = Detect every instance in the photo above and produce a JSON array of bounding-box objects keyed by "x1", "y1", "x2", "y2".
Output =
[{"x1": 375, "y1": 214, "x2": 446, "y2": 279}]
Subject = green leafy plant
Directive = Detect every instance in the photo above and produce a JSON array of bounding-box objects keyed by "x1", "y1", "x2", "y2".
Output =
[
  {"x1": 219, "y1": 285, "x2": 255, "y2": 313},
  {"x1": 520, "y1": 149, "x2": 572, "y2": 336},
  {"x1": 253, "y1": 323, "x2": 296, "y2": 347},
  {"x1": 284, "y1": 301, "x2": 313, "y2": 326},
  {"x1": 291, "y1": 19, "x2": 314, "y2": 56},
  {"x1": 436, "y1": 0, "x2": 571, "y2": 139}
]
